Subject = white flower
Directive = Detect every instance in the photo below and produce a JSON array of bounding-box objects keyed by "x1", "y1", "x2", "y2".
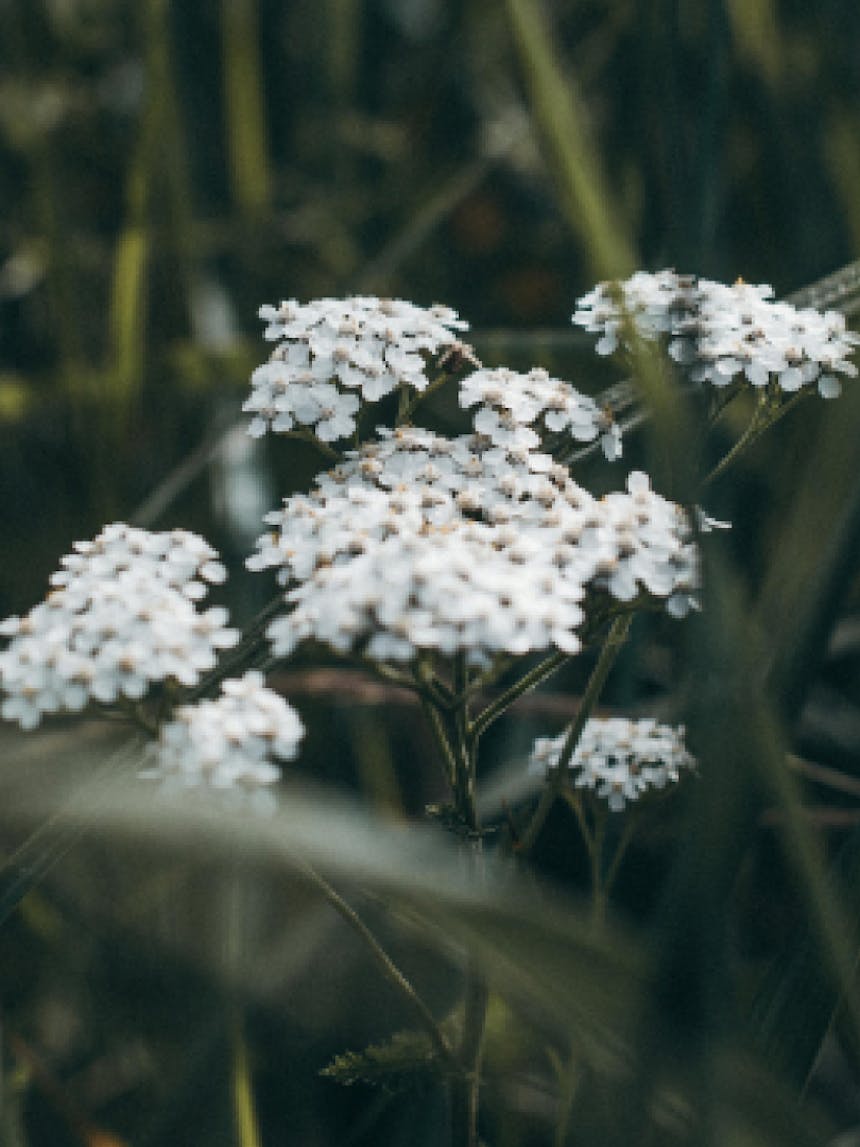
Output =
[
  {"x1": 529, "y1": 716, "x2": 695, "y2": 811},
  {"x1": 143, "y1": 671, "x2": 304, "y2": 794},
  {"x1": 459, "y1": 366, "x2": 621, "y2": 460},
  {"x1": 246, "y1": 296, "x2": 469, "y2": 443},
  {"x1": 249, "y1": 433, "x2": 700, "y2": 666},
  {"x1": 0, "y1": 525, "x2": 239, "y2": 729},
  {"x1": 473, "y1": 405, "x2": 541, "y2": 452},
  {"x1": 573, "y1": 270, "x2": 860, "y2": 400}
]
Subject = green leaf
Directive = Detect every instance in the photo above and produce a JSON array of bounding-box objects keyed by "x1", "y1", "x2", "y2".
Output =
[{"x1": 322, "y1": 1028, "x2": 447, "y2": 1090}]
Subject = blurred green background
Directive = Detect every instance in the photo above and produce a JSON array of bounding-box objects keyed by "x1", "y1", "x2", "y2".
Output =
[{"x1": 2, "y1": 2, "x2": 860, "y2": 1145}]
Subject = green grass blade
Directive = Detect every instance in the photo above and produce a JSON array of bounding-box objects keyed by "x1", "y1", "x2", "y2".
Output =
[
  {"x1": 504, "y1": 0, "x2": 635, "y2": 279},
  {"x1": 220, "y1": 0, "x2": 272, "y2": 216}
]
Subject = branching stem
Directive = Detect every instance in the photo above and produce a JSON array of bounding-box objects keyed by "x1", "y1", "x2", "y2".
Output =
[
  {"x1": 471, "y1": 650, "x2": 569, "y2": 739},
  {"x1": 702, "y1": 388, "x2": 810, "y2": 488},
  {"x1": 518, "y1": 614, "x2": 633, "y2": 858}
]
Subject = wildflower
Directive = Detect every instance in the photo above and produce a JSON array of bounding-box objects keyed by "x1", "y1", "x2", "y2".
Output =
[
  {"x1": 246, "y1": 296, "x2": 469, "y2": 441},
  {"x1": 460, "y1": 365, "x2": 622, "y2": 460},
  {"x1": 249, "y1": 429, "x2": 699, "y2": 666},
  {"x1": 142, "y1": 671, "x2": 304, "y2": 793},
  {"x1": 529, "y1": 716, "x2": 695, "y2": 812},
  {"x1": 0, "y1": 525, "x2": 239, "y2": 729},
  {"x1": 573, "y1": 270, "x2": 859, "y2": 399}
]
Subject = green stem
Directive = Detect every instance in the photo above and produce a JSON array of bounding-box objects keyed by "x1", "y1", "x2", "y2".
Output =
[
  {"x1": 397, "y1": 366, "x2": 456, "y2": 426},
  {"x1": 439, "y1": 660, "x2": 487, "y2": 1147},
  {"x1": 561, "y1": 790, "x2": 612, "y2": 926},
  {"x1": 185, "y1": 593, "x2": 285, "y2": 703},
  {"x1": 706, "y1": 377, "x2": 746, "y2": 424},
  {"x1": 452, "y1": 656, "x2": 478, "y2": 830},
  {"x1": 451, "y1": 949, "x2": 488, "y2": 1147},
  {"x1": 295, "y1": 858, "x2": 459, "y2": 1074},
  {"x1": 450, "y1": 847, "x2": 486, "y2": 1146},
  {"x1": 465, "y1": 654, "x2": 516, "y2": 700},
  {"x1": 560, "y1": 787, "x2": 592, "y2": 851},
  {"x1": 358, "y1": 657, "x2": 417, "y2": 691},
  {"x1": 518, "y1": 614, "x2": 633, "y2": 858},
  {"x1": 470, "y1": 650, "x2": 570, "y2": 739},
  {"x1": 601, "y1": 814, "x2": 638, "y2": 899},
  {"x1": 419, "y1": 694, "x2": 459, "y2": 793},
  {"x1": 701, "y1": 394, "x2": 770, "y2": 487},
  {"x1": 589, "y1": 806, "x2": 608, "y2": 928},
  {"x1": 563, "y1": 785, "x2": 640, "y2": 926},
  {"x1": 396, "y1": 382, "x2": 412, "y2": 425},
  {"x1": 414, "y1": 658, "x2": 457, "y2": 710},
  {"x1": 702, "y1": 388, "x2": 810, "y2": 489},
  {"x1": 284, "y1": 427, "x2": 342, "y2": 463}
]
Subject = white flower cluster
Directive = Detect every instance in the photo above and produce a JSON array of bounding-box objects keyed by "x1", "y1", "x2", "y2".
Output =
[
  {"x1": 458, "y1": 366, "x2": 622, "y2": 460},
  {"x1": 143, "y1": 671, "x2": 304, "y2": 793},
  {"x1": 245, "y1": 296, "x2": 469, "y2": 441},
  {"x1": 0, "y1": 524, "x2": 239, "y2": 729},
  {"x1": 572, "y1": 270, "x2": 859, "y2": 398},
  {"x1": 529, "y1": 716, "x2": 695, "y2": 812},
  {"x1": 248, "y1": 429, "x2": 699, "y2": 666}
]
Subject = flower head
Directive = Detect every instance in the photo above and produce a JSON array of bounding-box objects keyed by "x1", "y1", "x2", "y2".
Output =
[
  {"x1": 143, "y1": 671, "x2": 304, "y2": 795},
  {"x1": 248, "y1": 430, "x2": 700, "y2": 666},
  {"x1": 0, "y1": 524, "x2": 239, "y2": 728},
  {"x1": 459, "y1": 366, "x2": 622, "y2": 460},
  {"x1": 573, "y1": 270, "x2": 859, "y2": 399},
  {"x1": 245, "y1": 296, "x2": 469, "y2": 442},
  {"x1": 529, "y1": 716, "x2": 695, "y2": 811}
]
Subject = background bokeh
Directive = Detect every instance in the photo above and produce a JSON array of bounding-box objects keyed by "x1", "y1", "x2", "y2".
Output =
[{"x1": 2, "y1": 2, "x2": 860, "y2": 1145}]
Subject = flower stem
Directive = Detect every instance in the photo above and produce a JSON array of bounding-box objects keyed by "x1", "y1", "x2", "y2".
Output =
[
  {"x1": 414, "y1": 658, "x2": 457, "y2": 710},
  {"x1": 702, "y1": 388, "x2": 810, "y2": 488},
  {"x1": 589, "y1": 806, "x2": 608, "y2": 928},
  {"x1": 517, "y1": 614, "x2": 633, "y2": 858},
  {"x1": 397, "y1": 366, "x2": 456, "y2": 426},
  {"x1": 186, "y1": 593, "x2": 285, "y2": 702},
  {"x1": 438, "y1": 661, "x2": 488, "y2": 1147},
  {"x1": 701, "y1": 394, "x2": 770, "y2": 487},
  {"x1": 450, "y1": 833, "x2": 486, "y2": 1147},
  {"x1": 295, "y1": 857, "x2": 459, "y2": 1074},
  {"x1": 470, "y1": 650, "x2": 570, "y2": 739},
  {"x1": 452, "y1": 656, "x2": 478, "y2": 831},
  {"x1": 601, "y1": 813, "x2": 638, "y2": 900},
  {"x1": 419, "y1": 693, "x2": 460, "y2": 793},
  {"x1": 451, "y1": 948, "x2": 488, "y2": 1147}
]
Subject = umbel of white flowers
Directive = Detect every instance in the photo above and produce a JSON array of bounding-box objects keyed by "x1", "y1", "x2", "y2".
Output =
[
  {"x1": 0, "y1": 524, "x2": 240, "y2": 730},
  {"x1": 529, "y1": 717, "x2": 696, "y2": 812},
  {"x1": 245, "y1": 296, "x2": 624, "y2": 459},
  {"x1": 3, "y1": 278, "x2": 856, "y2": 804},
  {"x1": 248, "y1": 428, "x2": 699, "y2": 666},
  {"x1": 142, "y1": 671, "x2": 305, "y2": 794},
  {"x1": 244, "y1": 295, "x2": 469, "y2": 441},
  {"x1": 458, "y1": 365, "x2": 623, "y2": 460},
  {"x1": 572, "y1": 269, "x2": 860, "y2": 398}
]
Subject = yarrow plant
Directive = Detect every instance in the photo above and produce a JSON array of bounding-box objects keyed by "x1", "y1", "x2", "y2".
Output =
[
  {"x1": 142, "y1": 671, "x2": 305, "y2": 803},
  {"x1": 0, "y1": 524, "x2": 239, "y2": 729},
  {"x1": 529, "y1": 716, "x2": 696, "y2": 813},
  {"x1": 245, "y1": 295, "x2": 469, "y2": 441},
  {"x1": 458, "y1": 365, "x2": 623, "y2": 459},
  {"x1": 573, "y1": 268, "x2": 859, "y2": 398},
  {"x1": 2, "y1": 273, "x2": 857, "y2": 1146},
  {"x1": 249, "y1": 431, "x2": 698, "y2": 665}
]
